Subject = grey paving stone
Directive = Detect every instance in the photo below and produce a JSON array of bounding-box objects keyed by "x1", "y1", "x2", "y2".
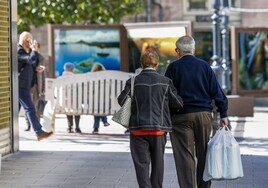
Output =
[{"x1": 1, "y1": 113, "x2": 268, "y2": 188}]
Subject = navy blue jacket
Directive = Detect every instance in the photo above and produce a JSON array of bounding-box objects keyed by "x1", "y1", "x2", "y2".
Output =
[
  {"x1": 118, "y1": 69, "x2": 183, "y2": 132},
  {"x1": 165, "y1": 55, "x2": 228, "y2": 118},
  {"x1": 18, "y1": 44, "x2": 40, "y2": 89}
]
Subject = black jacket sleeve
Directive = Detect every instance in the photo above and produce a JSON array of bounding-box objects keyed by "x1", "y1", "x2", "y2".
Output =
[{"x1": 18, "y1": 45, "x2": 39, "y2": 72}]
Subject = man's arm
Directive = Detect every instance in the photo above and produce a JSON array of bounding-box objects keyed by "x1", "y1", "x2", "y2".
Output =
[{"x1": 18, "y1": 47, "x2": 39, "y2": 65}]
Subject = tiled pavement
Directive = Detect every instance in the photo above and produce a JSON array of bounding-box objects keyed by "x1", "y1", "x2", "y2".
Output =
[{"x1": 0, "y1": 107, "x2": 268, "y2": 188}]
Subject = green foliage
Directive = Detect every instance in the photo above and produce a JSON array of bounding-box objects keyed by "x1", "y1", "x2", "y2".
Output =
[{"x1": 17, "y1": 0, "x2": 145, "y2": 33}]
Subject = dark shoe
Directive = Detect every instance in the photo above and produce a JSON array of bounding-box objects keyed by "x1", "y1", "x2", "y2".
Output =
[
  {"x1": 92, "y1": 128, "x2": 99, "y2": 134},
  {"x1": 104, "y1": 122, "x2": 110, "y2": 127},
  {"x1": 124, "y1": 129, "x2": 130, "y2": 135},
  {"x1": 24, "y1": 126, "x2": 31, "y2": 131},
  {"x1": 67, "y1": 128, "x2": 73, "y2": 133},
  {"x1": 75, "y1": 128, "x2": 82, "y2": 133},
  {"x1": 37, "y1": 131, "x2": 53, "y2": 141}
]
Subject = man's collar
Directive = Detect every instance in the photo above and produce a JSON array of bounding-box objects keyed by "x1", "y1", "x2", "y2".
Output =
[{"x1": 178, "y1": 54, "x2": 193, "y2": 60}]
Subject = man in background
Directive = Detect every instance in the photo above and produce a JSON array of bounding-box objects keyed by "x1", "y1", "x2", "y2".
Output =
[{"x1": 18, "y1": 31, "x2": 52, "y2": 141}]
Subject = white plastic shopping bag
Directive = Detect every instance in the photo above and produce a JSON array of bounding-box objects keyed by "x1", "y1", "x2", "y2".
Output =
[
  {"x1": 41, "y1": 100, "x2": 55, "y2": 133},
  {"x1": 203, "y1": 127, "x2": 244, "y2": 181}
]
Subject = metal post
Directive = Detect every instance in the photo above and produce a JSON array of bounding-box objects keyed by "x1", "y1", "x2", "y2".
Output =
[
  {"x1": 152, "y1": 0, "x2": 164, "y2": 21},
  {"x1": 211, "y1": 0, "x2": 224, "y2": 86},
  {"x1": 221, "y1": 0, "x2": 231, "y2": 93},
  {"x1": 211, "y1": 0, "x2": 232, "y2": 132},
  {"x1": 146, "y1": 0, "x2": 152, "y2": 22}
]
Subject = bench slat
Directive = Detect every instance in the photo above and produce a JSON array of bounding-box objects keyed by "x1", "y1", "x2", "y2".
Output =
[{"x1": 45, "y1": 70, "x2": 134, "y2": 116}]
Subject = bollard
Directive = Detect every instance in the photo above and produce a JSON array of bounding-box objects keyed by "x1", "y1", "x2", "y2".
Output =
[{"x1": 0, "y1": 154, "x2": 1, "y2": 175}]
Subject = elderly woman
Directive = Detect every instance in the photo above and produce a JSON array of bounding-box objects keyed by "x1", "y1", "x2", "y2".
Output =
[
  {"x1": 61, "y1": 62, "x2": 82, "y2": 133},
  {"x1": 117, "y1": 48, "x2": 183, "y2": 188},
  {"x1": 90, "y1": 63, "x2": 111, "y2": 134}
]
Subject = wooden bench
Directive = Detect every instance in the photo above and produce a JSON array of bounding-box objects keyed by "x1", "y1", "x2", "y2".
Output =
[
  {"x1": 45, "y1": 70, "x2": 134, "y2": 116},
  {"x1": 43, "y1": 70, "x2": 254, "y2": 132}
]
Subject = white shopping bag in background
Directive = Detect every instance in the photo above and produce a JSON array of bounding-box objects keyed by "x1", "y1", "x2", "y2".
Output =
[
  {"x1": 41, "y1": 101, "x2": 55, "y2": 133},
  {"x1": 203, "y1": 127, "x2": 244, "y2": 181},
  {"x1": 0, "y1": 154, "x2": 1, "y2": 175}
]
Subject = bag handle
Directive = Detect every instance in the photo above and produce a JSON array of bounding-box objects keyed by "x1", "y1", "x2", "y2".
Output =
[
  {"x1": 219, "y1": 126, "x2": 230, "y2": 131},
  {"x1": 130, "y1": 76, "x2": 135, "y2": 97}
]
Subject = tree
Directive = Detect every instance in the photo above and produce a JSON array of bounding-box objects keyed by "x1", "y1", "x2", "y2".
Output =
[{"x1": 17, "y1": 0, "x2": 145, "y2": 33}]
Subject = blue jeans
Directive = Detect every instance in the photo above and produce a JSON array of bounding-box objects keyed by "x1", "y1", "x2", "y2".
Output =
[
  {"x1": 93, "y1": 116, "x2": 107, "y2": 129},
  {"x1": 19, "y1": 87, "x2": 45, "y2": 136}
]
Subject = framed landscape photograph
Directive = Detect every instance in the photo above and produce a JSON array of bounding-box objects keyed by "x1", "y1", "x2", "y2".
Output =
[
  {"x1": 48, "y1": 24, "x2": 128, "y2": 77},
  {"x1": 231, "y1": 26, "x2": 268, "y2": 96},
  {"x1": 124, "y1": 21, "x2": 192, "y2": 75},
  {"x1": 193, "y1": 28, "x2": 213, "y2": 64}
]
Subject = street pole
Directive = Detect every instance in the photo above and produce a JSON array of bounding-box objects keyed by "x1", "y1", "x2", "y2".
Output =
[
  {"x1": 211, "y1": 0, "x2": 224, "y2": 87},
  {"x1": 211, "y1": 0, "x2": 227, "y2": 133},
  {"x1": 146, "y1": 0, "x2": 152, "y2": 22},
  {"x1": 221, "y1": 0, "x2": 231, "y2": 93}
]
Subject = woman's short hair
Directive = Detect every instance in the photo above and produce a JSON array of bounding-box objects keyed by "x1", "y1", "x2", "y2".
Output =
[
  {"x1": 140, "y1": 48, "x2": 159, "y2": 68},
  {"x1": 63, "y1": 62, "x2": 74, "y2": 72},
  {"x1": 91, "y1": 63, "x2": 106, "y2": 72},
  {"x1": 175, "y1": 35, "x2": 195, "y2": 54}
]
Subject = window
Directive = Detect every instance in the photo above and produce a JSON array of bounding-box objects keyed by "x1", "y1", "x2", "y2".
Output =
[{"x1": 189, "y1": 0, "x2": 207, "y2": 10}]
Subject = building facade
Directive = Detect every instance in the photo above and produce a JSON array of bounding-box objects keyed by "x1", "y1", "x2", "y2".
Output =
[
  {"x1": 130, "y1": 0, "x2": 268, "y2": 27},
  {"x1": 0, "y1": 0, "x2": 19, "y2": 157}
]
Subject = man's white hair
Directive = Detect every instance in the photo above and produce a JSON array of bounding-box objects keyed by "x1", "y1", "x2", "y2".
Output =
[
  {"x1": 176, "y1": 35, "x2": 195, "y2": 54},
  {"x1": 19, "y1": 31, "x2": 32, "y2": 45}
]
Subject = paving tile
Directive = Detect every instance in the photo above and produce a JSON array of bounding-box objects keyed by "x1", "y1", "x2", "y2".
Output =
[{"x1": 0, "y1": 112, "x2": 268, "y2": 188}]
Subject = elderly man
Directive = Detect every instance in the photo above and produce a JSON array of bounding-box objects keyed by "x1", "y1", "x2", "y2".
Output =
[
  {"x1": 18, "y1": 31, "x2": 52, "y2": 141},
  {"x1": 165, "y1": 35, "x2": 228, "y2": 188}
]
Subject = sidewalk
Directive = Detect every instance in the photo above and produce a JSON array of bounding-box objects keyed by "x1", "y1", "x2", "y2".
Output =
[{"x1": 0, "y1": 108, "x2": 268, "y2": 188}]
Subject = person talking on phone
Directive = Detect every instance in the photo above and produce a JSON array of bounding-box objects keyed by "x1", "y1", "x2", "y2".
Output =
[{"x1": 18, "y1": 31, "x2": 52, "y2": 141}]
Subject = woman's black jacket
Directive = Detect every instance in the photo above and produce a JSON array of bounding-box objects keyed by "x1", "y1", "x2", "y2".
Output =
[{"x1": 117, "y1": 69, "x2": 183, "y2": 132}]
